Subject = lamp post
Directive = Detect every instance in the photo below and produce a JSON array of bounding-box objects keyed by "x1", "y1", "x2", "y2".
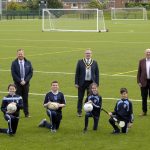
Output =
[{"x1": 39, "y1": 0, "x2": 47, "y2": 18}]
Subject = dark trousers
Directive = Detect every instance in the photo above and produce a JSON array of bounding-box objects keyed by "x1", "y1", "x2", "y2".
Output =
[
  {"x1": 0, "y1": 114, "x2": 19, "y2": 135},
  {"x1": 47, "y1": 110, "x2": 62, "y2": 130},
  {"x1": 84, "y1": 112, "x2": 99, "y2": 130},
  {"x1": 140, "y1": 79, "x2": 150, "y2": 113},
  {"x1": 109, "y1": 117, "x2": 128, "y2": 133},
  {"x1": 77, "y1": 81, "x2": 93, "y2": 113},
  {"x1": 15, "y1": 83, "x2": 29, "y2": 116}
]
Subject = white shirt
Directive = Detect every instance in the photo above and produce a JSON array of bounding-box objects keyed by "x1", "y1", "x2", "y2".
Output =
[
  {"x1": 146, "y1": 58, "x2": 150, "y2": 79},
  {"x1": 85, "y1": 58, "x2": 92, "y2": 81},
  {"x1": 18, "y1": 59, "x2": 25, "y2": 80}
]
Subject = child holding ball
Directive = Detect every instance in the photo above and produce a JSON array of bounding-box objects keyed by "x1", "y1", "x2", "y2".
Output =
[
  {"x1": 0, "y1": 84, "x2": 23, "y2": 136},
  {"x1": 83, "y1": 83, "x2": 102, "y2": 133}
]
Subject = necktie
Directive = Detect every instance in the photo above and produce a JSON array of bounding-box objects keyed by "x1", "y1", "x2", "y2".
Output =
[
  {"x1": 20, "y1": 61, "x2": 24, "y2": 79},
  {"x1": 87, "y1": 59, "x2": 90, "y2": 65}
]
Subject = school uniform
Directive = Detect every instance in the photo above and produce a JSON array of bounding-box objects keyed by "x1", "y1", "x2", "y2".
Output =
[
  {"x1": 0, "y1": 94, "x2": 23, "y2": 135},
  {"x1": 84, "y1": 94, "x2": 102, "y2": 131},
  {"x1": 109, "y1": 98, "x2": 134, "y2": 133},
  {"x1": 44, "y1": 91, "x2": 66, "y2": 130}
]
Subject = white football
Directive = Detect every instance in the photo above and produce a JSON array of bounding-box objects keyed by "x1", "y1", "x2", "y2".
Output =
[
  {"x1": 47, "y1": 102, "x2": 59, "y2": 110},
  {"x1": 7, "y1": 103, "x2": 17, "y2": 114},
  {"x1": 83, "y1": 103, "x2": 93, "y2": 112}
]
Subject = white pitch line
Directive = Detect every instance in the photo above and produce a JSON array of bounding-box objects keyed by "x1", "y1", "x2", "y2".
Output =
[
  {"x1": 0, "y1": 49, "x2": 83, "y2": 60},
  {"x1": 0, "y1": 91, "x2": 144, "y2": 102},
  {"x1": 112, "y1": 70, "x2": 137, "y2": 76},
  {"x1": 0, "y1": 38, "x2": 150, "y2": 44},
  {"x1": 34, "y1": 70, "x2": 75, "y2": 75},
  {"x1": 0, "y1": 69, "x2": 136, "y2": 77}
]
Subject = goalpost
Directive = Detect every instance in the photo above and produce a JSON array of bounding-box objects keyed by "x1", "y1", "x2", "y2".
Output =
[
  {"x1": 111, "y1": 7, "x2": 147, "y2": 20},
  {"x1": 42, "y1": 9, "x2": 107, "y2": 32}
]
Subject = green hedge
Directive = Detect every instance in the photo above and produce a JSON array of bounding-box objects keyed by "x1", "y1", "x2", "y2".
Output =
[{"x1": 125, "y1": 2, "x2": 150, "y2": 10}]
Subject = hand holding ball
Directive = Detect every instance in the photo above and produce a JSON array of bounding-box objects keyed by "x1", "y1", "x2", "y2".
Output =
[
  {"x1": 83, "y1": 103, "x2": 93, "y2": 112},
  {"x1": 7, "y1": 103, "x2": 17, "y2": 114},
  {"x1": 47, "y1": 102, "x2": 59, "y2": 110}
]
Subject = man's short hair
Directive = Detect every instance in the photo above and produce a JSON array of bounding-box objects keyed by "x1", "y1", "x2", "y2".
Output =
[{"x1": 17, "y1": 49, "x2": 24, "y2": 53}]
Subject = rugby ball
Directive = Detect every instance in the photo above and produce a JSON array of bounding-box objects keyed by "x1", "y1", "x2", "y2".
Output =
[
  {"x1": 47, "y1": 102, "x2": 59, "y2": 110},
  {"x1": 7, "y1": 103, "x2": 17, "y2": 114},
  {"x1": 83, "y1": 103, "x2": 93, "y2": 112}
]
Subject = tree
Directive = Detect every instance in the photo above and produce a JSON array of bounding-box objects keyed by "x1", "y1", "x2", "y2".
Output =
[
  {"x1": 87, "y1": 0, "x2": 102, "y2": 9},
  {"x1": 87, "y1": 0, "x2": 109, "y2": 9},
  {"x1": 47, "y1": 0, "x2": 63, "y2": 8}
]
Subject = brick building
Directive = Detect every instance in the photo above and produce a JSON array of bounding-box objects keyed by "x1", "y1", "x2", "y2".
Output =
[{"x1": 61, "y1": 0, "x2": 150, "y2": 9}]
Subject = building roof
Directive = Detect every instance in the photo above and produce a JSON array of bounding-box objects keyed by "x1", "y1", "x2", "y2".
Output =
[{"x1": 62, "y1": 0, "x2": 91, "y2": 3}]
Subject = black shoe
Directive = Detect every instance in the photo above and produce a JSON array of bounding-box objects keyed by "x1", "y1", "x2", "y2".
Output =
[
  {"x1": 25, "y1": 115, "x2": 31, "y2": 118},
  {"x1": 83, "y1": 128, "x2": 87, "y2": 133},
  {"x1": 112, "y1": 129, "x2": 120, "y2": 134},
  {"x1": 77, "y1": 112, "x2": 82, "y2": 117},
  {"x1": 139, "y1": 112, "x2": 147, "y2": 116},
  {"x1": 38, "y1": 119, "x2": 46, "y2": 127}
]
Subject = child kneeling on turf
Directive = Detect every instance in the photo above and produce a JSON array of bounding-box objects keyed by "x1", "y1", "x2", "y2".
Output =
[
  {"x1": 38, "y1": 81, "x2": 66, "y2": 133},
  {"x1": 0, "y1": 84, "x2": 23, "y2": 136},
  {"x1": 108, "y1": 88, "x2": 134, "y2": 134},
  {"x1": 83, "y1": 83, "x2": 102, "y2": 133}
]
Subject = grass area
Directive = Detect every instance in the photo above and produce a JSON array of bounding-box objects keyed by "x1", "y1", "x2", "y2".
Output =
[{"x1": 0, "y1": 19, "x2": 150, "y2": 150}]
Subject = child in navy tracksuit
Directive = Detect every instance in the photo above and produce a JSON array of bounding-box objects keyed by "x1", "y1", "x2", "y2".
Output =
[
  {"x1": 109, "y1": 88, "x2": 134, "y2": 134},
  {"x1": 38, "y1": 81, "x2": 66, "y2": 133},
  {"x1": 83, "y1": 83, "x2": 102, "y2": 133},
  {"x1": 0, "y1": 84, "x2": 23, "y2": 135}
]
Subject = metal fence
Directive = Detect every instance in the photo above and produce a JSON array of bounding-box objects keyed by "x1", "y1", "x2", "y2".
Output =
[{"x1": 1, "y1": 10, "x2": 41, "y2": 20}]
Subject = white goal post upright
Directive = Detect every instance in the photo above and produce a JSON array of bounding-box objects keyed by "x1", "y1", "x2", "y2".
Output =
[
  {"x1": 111, "y1": 7, "x2": 147, "y2": 20},
  {"x1": 42, "y1": 8, "x2": 107, "y2": 32}
]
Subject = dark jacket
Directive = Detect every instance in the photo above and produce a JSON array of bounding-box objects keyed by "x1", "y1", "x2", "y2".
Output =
[
  {"x1": 11, "y1": 58, "x2": 33, "y2": 84},
  {"x1": 137, "y1": 58, "x2": 148, "y2": 87},
  {"x1": 75, "y1": 59, "x2": 99, "y2": 87},
  {"x1": 85, "y1": 94, "x2": 102, "y2": 116},
  {"x1": 112, "y1": 99, "x2": 134, "y2": 123},
  {"x1": 1, "y1": 94, "x2": 23, "y2": 117}
]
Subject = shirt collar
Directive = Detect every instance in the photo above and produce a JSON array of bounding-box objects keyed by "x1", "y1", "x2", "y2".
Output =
[
  {"x1": 146, "y1": 58, "x2": 150, "y2": 61},
  {"x1": 51, "y1": 90, "x2": 59, "y2": 95},
  {"x1": 86, "y1": 58, "x2": 91, "y2": 62},
  {"x1": 18, "y1": 59, "x2": 24, "y2": 63}
]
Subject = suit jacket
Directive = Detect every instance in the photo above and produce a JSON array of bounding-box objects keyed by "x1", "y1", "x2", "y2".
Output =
[
  {"x1": 137, "y1": 58, "x2": 147, "y2": 87},
  {"x1": 11, "y1": 58, "x2": 33, "y2": 84},
  {"x1": 75, "y1": 59, "x2": 99, "y2": 87}
]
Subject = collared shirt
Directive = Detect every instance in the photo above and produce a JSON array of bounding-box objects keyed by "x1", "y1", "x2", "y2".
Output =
[
  {"x1": 85, "y1": 58, "x2": 92, "y2": 81},
  {"x1": 85, "y1": 58, "x2": 91, "y2": 65},
  {"x1": 18, "y1": 59, "x2": 25, "y2": 80},
  {"x1": 146, "y1": 58, "x2": 150, "y2": 79}
]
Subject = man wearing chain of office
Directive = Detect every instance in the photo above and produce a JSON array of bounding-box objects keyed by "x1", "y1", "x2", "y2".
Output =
[{"x1": 75, "y1": 48, "x2": 99, "y2": 117}]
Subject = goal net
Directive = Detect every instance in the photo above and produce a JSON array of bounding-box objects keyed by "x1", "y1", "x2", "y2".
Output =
[
  {"x1": 0, "y1": 0, "x2": 7, "y2": 20},
  {"x1": 111, "y1": 7, "x2": 147, "y2": 20},
  {"x1": 42, "y1": 9, "x2": 107, "y2": 32},
  {"x1": 0, "y1": 0, "x2": 2, "y2": 20}
]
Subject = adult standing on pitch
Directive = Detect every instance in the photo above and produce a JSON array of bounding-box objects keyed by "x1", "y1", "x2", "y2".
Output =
[
  {"x1": 75, "y1": 49, "x2": 99, "y2": 117},
  {"x1": 137, "y1": 48, "x2": 150, "y2": 116},
  {"x1": 11, "y1": 49, "x2": 33, "y2": 118}
]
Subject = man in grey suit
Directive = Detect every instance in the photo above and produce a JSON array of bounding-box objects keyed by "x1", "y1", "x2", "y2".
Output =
[
  {"x1": 137, "y1": 48, "x2": 150, "y2": 116},
  {"x1": 11, "y1": 49, "x2": 33, "y2": 118},
  {"x1": 75, "y1": 49, "x2": 99, "y2": 117}
]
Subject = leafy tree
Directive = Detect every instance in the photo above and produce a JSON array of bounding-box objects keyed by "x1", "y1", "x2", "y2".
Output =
[
  {"x1": 47, "y1": 0, "x2": 63, "y2": 8},
  {"x1": 87, "y1": 0, "x2": 109, "y2": 9}
]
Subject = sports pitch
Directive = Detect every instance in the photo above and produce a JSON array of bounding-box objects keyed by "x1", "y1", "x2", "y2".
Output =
[{"x1": 0, "y1": 19, "x2": 150, "y2": 150}]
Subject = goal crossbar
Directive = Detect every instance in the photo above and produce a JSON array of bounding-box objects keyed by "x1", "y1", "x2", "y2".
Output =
[
  {"x1": 111, "y1": 7, "x2": 147, "y2": 20},
  {"x1": 42, "y1": 8, "x2": 107, "y2": 32}
]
